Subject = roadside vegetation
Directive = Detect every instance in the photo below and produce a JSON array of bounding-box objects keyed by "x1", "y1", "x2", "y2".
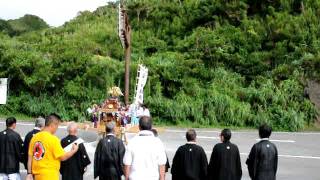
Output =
[{"x1": 0, "y1": 0, "x2": 319, "y2": 131}]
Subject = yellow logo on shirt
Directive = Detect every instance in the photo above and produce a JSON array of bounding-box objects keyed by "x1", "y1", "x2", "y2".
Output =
[{"x1": 33, "y1": 141, "x2": 45, "y2": 161}]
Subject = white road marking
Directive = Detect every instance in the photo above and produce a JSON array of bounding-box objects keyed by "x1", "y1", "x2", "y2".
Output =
[
  {"x1": 195, "y1": 136, "x2": 219, "y2": 140},
  {"x1": 83, "y1": 166, "x2": 94, "y2": 177},
  {"x1": 181, "y1": 136, "x2": 295, "y2": 143},
  {"x1": 0, "y1": 122, "x2": 34, "y2": 126},
  {"x1": 277, "y1": 154, "x2": 320, "y2": 160},
  {"x1": 239, "y1": 152, "x2": 320, "y2": 160},
  {"x1": 1, "y1": 122, "x2": 318, "y2": 135},
  {"x1": 166, "y1": 148, "x2": 320, "y2": 160},
  {"x1": 166, "y1": 129, "x2": 320, "y2": 135},
  {"x1": 0, "y1": 122, "x2": 67, "y2": 129},
  {"x1": 83, "y1": 142, "x2": 97, "y2": 153},
  {"x1": 255, "y1": 139, "x2": 295, "y2": 143}
]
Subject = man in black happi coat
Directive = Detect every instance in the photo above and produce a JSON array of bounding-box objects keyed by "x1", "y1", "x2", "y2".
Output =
[
  {"x1": 23, "y1": 117, "x2": 45, "y2": 169},
  {"x1": 246, "y1": 124, "x2": 278, "y2": 180},
  {"x1": 207, "y1": 129, "x2": 242, "y2": 180},
  {"x1": 60, "y1": 123, "x2": 91, "y2": 180},
  {"x1": 0, "y1": 117, "x2": 23, "y2": 179},
  {"x1": 94, "y1": 122, "x2": 125, "y2": 180},
  {"x1": 171, "y1": 129, "x2": 208, "y2": 180}
]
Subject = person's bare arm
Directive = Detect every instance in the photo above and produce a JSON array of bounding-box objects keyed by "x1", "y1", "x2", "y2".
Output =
[
  {"x1": 60, "y1": 143, "x2": 79, "y2": 161},
  {"x1": 26, "y1": 155, "x2": 33, "y2": 180},
  {"x1": 159, "y1": 164, "x2": 165, "y2": 180},
  {"x1": 124, "y1": 165, "x2": 131, "y2": 180}
]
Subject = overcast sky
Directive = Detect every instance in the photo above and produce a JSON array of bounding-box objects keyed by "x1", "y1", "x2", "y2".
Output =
[{"x1": 0, "y1": 0, "x2": 111, "y2": 27}]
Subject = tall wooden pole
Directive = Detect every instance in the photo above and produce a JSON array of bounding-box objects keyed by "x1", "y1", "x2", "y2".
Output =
[
  {"x1": 124, "y1": 25, "x2": 131, "y2": 105},
  {"x1": 124, "y1": 11, "x2": 131, "y2": 106},
  {"x1": 119, "y1": 3, "x2": 131, "y2": 106}
]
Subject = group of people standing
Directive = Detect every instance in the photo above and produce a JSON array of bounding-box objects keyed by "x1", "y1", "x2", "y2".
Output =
[
  {"x1": 171, "y1": 125, "x2": 278, "y2": 180},
  {"x1": 0, "y1": 114, "x2": 278, "y2": 180},
  {"x1": 94, "y1": 116, "x2": 278, "y2": 180},
  {"x1": 0, "y1": 114, "x2": 90, "y2": 180},
  {"x1": 95, "y1": 116, "x2": 166, "y2": 180},
  {"x1": 88, "y1": 102, "x2": 150, "y2": 128}
]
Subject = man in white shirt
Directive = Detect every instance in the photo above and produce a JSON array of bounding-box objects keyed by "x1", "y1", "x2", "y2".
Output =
[
  {"x1": 136, "y1": 104, "x2": 150, "y2": 118},
  {"x1": 141, "y1": 104, "x2": 150, "y2": 117},
  {"x1": 123, "y1": 116, "x2": 166, "y2": 180}
]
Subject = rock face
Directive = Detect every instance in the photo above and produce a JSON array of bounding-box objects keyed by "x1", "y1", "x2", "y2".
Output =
[{"x1": 307, "y1": 80, "x2": 320, "y2": 121}]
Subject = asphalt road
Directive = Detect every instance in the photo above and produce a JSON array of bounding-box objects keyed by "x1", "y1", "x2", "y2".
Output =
[{"x1": 0, "y1": 121, "x2": 319, "y2": 180}]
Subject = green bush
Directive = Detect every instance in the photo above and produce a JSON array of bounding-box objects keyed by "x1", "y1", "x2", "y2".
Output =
[{"x1": 0, "y1": 1, "x2": 319, "y2": 130}]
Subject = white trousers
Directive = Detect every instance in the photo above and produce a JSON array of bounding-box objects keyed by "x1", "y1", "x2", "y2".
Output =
[{"x1": 0, "y1": 173, "x2": 21, "y2": 180}]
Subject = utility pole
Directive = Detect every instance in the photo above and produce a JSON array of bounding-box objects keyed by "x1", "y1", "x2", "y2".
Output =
[{"x1": 118, "y1": 2, "x2": 131, "y2": 105}]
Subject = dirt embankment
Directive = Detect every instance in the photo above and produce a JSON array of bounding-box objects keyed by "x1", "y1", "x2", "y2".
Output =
[{"x1": 307, "y1": 80, "x2": 320, "y2": 122}]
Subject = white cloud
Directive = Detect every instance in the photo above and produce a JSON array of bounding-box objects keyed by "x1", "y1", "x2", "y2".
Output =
[{"x1": 0, "y1": 0, "x2": 111, "y2": 27}]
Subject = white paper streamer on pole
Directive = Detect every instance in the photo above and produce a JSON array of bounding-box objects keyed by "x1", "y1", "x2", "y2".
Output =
[
  {"x1": 0, "y1": 78, "x2": 8, "y2": 104},
  {"x1": 134, "y1": 65, "x2": 148, "y2": 104}
]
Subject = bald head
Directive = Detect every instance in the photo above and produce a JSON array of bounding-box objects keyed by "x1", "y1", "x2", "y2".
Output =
[{"x1": 67, "y1": 122, "x2": 78, "y2": 136}]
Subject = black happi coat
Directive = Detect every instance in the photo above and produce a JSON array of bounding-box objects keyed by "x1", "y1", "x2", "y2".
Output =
[
  {"x1": 23, "y1": 128, "x2": 40, "y2": 169},
  {"x1": 60, "y1": 135, "x2": 91, "y2": 180},
  {"x1": 171, "y1": 143, "x2": 208, "y2": 180},
  {"x1": 0, "y1": 128, "x2": 23, "y2": 174},
  {"x1": 94, "y1": 134, "x2": 125, "y2": 180},
  {"x1": 207, "y1": 141, "x2": 242, "y2": 180},
  {"x1": 165, "y1": 155, "x2": 170, "y2": 172},
  {"x1": 246, "y1": 140, "x2": 278, "y2": 180}
]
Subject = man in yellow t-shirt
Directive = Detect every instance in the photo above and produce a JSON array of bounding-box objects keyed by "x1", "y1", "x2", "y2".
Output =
[{"x1": 26, "y1": 113, "x2": 79, "y2": 180}]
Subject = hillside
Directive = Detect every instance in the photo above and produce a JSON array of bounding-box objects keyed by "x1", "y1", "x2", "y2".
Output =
[
  {"x1": 0, "y1": 14, "x2": 49, "y2": 36},
  {"x1": 0, "y1": 1, "x2": 319, "y2": 131}
]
